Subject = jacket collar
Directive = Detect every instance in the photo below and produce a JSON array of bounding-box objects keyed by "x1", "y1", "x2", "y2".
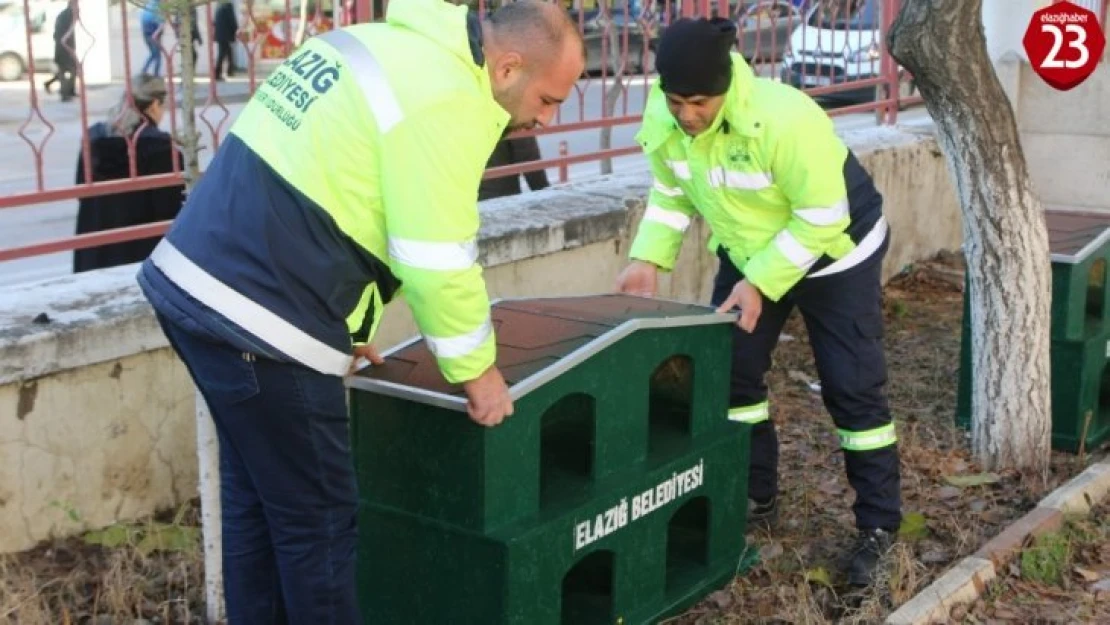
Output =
[
  {"x1": 637, "y1": 52, "x2": 764, "y2": 154},
  {"x1": 386, "y1": 0, "x2": 507, "y2": 129},
  {"x1": 386, "y1": 0, "x2": 483, "y2": 70}
]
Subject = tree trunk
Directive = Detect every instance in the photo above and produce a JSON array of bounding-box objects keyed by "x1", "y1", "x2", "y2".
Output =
[
  {"x1": 125, "y1": 1, "x2": 220, "y2": 617},
  {"x1": 175, "y1": 13, "x2": 224, "y2": 620},
  {"x1": 295, "y1": 0, "x2": 311, "y2": 47},
  {"x1": 888, "y1": 0, "x2": 1052, "y2": 473},
  {"x1": 170, "y1": 10, "x2": 223, "y2": 620},
  {"x1": 178, "y1": 4, "x2": 202, "y2": 188},
  {"x1": 598, "y1": 0, "x2": 627, "y2": 176}
]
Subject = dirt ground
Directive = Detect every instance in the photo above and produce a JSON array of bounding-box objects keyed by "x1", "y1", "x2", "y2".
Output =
[
  {"x1": 1, "y1": 252, "x2": 1107, "y2": 625},
  {"x1": 666, "y1": 251, "x2": 1108, "y2": 624},
  {"x1": 960, "y1": 501, "x2": 1110, "y2": 624}
]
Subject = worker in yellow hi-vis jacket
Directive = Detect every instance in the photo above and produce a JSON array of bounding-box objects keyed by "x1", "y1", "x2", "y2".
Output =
[
  {"x1": 137, "y1": 0, "x2": 584, "y2": 621},
  {"x1": 617, "y1": 17, "x2": 901, "y2": 588}
]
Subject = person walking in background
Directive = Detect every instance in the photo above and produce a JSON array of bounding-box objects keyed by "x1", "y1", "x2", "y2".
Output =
[
  {"x1": 169, "y1": 5, "x2": 203, "y2": 69},
  {"x1": 214, "y1": 0, "x2": 239, "y2": 80},
  {"x1": 44, "y1": 0, "x2": 77, "y2": 101},
  {"x1": 478, "y1": 135, "x2": 550, "y2": 200},
  {"x1": 74, "y1": 75, "x2": 184, "y2": 273},
  {"x1": 191, "y1": 6, "x2": 201, "y2": 63},
  {"x1": 140, "y1": 0, "x2": 165, "y2": 76}
]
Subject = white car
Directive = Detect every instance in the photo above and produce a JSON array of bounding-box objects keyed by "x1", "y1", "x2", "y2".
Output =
[
  {"x1": 779, "y1": 0, "x2": 887, "y2": 102},
  {"x1": 0, "y1": 0, "x2": 68, "y2": 81}
]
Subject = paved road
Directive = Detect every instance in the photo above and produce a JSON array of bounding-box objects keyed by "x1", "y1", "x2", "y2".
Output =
[{"x1": 0, "y1": 72, "x2": 927, "y2": 287}]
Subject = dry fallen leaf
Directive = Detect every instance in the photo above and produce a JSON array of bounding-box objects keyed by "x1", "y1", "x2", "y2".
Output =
[
  {"x1": 805, "y1": 567, "x2": 833, "y2": 588},
  {"x1": 937, "y1": 486, "x2": 963, "y2": 500},
  {"x1": 1075, "y1": 566, "x2": 1101, "y2": 582},
  {"x1": 788, "y1": 370, "x2": 814, "y2": 386},
  {"x1": 980, "y1": 509, "x2": 1012, "y2": 525},
  {"x1": 707, "y1": 589, "x2": 733, "y2": 610},
  {"x1": 759, "y1": 542, "x2": 784, "y2": 563},
  {"x1": 920, "y1": 549, "x2": 950, "y2": 564},
  {"x1": 944, "y1": 472, "x2": 1002, "y2": 488},
  {"x1": 948, "y1": 459, "x2": 970, "y2": 474}
]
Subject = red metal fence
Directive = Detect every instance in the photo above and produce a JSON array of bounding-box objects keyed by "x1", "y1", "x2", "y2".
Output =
[{"x1": 1, "y1": 0, "x2": 923, "y2": 266}]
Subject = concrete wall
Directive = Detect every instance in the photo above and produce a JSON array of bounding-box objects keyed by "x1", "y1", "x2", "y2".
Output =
[
  {"x1": 0, "y1": 123, "x2": 963, "y2": 554},
  {"x1": 986, "y1": 0, "x2": 1110, "y2": 214},
  {"x1": 1009, "y1": 58, "x2": 1110, "y2": 214}
]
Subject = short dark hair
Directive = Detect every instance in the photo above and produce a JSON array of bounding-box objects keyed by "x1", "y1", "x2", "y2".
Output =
[{"x1": 488, "y1": 0, "x2": 584, "y2": 65}]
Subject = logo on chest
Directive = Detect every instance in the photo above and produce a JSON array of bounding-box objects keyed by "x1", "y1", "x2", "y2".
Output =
[{"x1": 727, "y1": 145, "x2": 751, "y2": 164}]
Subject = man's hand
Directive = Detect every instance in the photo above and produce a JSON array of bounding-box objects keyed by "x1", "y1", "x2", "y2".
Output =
[
  {"x1": 615, "y1": 261, "x2": 659, "y2": 297},
  {"x1": 462, "y1": 366, "x2": 514, "y2": 427},
  {"x1": 349, "y1": 344, "x2": 385, "y2": 375},
  {"x1": 715, "y1": 279, "x2": 763, "y2": 333}
]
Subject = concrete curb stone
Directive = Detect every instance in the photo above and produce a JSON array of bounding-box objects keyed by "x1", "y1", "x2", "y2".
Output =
[
  {"x1": 885, "y1": 557, "x2": 996, "y2": 625},
  {"x1": 884, "y1": 460, "x2": 1110, "y2": 625}
]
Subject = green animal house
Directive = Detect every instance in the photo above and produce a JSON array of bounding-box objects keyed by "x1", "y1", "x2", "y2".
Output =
[
  {"x1": 957, "y1": 210, "x2": 1110, "y2": 452},
  {"x1": 348, "y1": 294, "x2": 755, "y2": 624}
]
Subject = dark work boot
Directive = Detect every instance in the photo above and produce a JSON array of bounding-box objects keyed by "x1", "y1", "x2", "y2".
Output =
[
  {"x1": 846, "y1": 528, "x2": 895, "y2": 586},
  {"x1": 746, "y1": 495, "x2": 779, "y2": 532}
]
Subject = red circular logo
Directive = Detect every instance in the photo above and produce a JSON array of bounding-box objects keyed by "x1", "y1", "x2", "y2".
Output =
[{"x1": 1023, "y1": 0, "x2": 1106, "y2": 91}]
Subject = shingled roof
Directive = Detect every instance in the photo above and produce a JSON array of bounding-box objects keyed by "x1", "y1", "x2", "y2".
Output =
[
  {"x1": 347, "y1": 294, "x2": 735, "y2": 411},
  {"x1": 1046, "y1": 209, "x2": 1110, "y2": 263}
]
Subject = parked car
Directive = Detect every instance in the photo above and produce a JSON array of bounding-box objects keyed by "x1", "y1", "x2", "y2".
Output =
[
  {"x1": 779, "y1": 0, "x2": 885, "y2": 102},
  {"x1": 735, "y1": 0, "x2": 804, "y2": 63},
  {"x1": 0, "y1": 0, "x2": 66, "y2": 81},
  {"x1": 647, "y1": 0, "x2": 803, "y2": 68},
  {"x1": 575, "y1": 0, "x2": 658, "y2": 75}
]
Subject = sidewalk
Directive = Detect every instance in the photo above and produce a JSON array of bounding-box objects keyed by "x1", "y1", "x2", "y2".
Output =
[{"x1": 0, "y1": 74, "x2": 262, "y2": 130}]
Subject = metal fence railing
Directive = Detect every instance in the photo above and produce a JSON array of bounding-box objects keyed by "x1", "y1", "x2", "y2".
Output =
[{"x1": 0, "y1": 0, "x2": 926, "y2": 266}]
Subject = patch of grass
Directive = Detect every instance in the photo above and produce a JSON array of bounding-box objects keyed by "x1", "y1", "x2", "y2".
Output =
[
  {"x1": 1020, "y1": 530, "x2": 1072, "y2": 586},
  {"x1": 960, "y1": 502, "x2": 1110, "y2": 623},
  {"x1": 890, "y1": 298, "x2": 909, "y2": 318},
  {"x1": 0, "y1": 502, "x2": 204, "y2": 625}
]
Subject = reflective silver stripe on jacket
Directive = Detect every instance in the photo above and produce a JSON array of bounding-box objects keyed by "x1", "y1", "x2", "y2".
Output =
[
  {"x1": 319, "y1": 29, "x2": 404, "y2": 133},
  {"x1": 150, "y1": 241, "x2": 353, "y2": 377},
  {"x1": 809, "y1": 216, "x2": 889, "y2": 279}
]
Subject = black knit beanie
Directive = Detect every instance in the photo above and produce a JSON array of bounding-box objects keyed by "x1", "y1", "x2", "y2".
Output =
[{"x1": 655, "y1": 17, "x2": 737, "y2": 97}]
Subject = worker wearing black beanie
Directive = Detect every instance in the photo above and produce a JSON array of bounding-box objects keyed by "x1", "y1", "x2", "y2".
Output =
[
  {"x1": 620, "y1": 13, "x2": 903, "y2": 591},
  {"x1": 652, "y1": 17, "x2": 739, "y2": 137},
  {"x1": 655, "y1": 17, "x2": 737, "y2": 97}
]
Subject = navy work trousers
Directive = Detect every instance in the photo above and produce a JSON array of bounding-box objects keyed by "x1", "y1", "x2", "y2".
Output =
[
  {"x1": 711, "y1": 239, "x2": 903, "y2": 531},
  {"x1": 158, "y1": 314, "x2": 360, "y2": 624}
]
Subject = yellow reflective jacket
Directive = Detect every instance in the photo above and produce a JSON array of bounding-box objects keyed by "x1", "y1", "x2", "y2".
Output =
[
  {"x1": 629, "y1": 52, "x2": 886, "y2": 301},
  {"x1": 139, "y1": 0, "x2": 508, "y2": 382}
]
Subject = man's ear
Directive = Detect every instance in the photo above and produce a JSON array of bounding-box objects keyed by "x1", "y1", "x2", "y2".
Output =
[{"x1": 493, "y1": 51, "x2": 524, "y2": 81}]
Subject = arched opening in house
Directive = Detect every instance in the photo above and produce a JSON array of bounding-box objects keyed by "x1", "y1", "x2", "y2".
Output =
[
  {"x1": 665, "y1": 496, "x2": 710, "y2": 594},
  {"x1": 649, "y1": 354, "x2": 694, "y2": 463},
  {"x1": 541, "y1": 392, "x2": 596, "y2": 508},
  {"x1": 561, "y1": 549, "x2": 614, "y2": 625}
]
